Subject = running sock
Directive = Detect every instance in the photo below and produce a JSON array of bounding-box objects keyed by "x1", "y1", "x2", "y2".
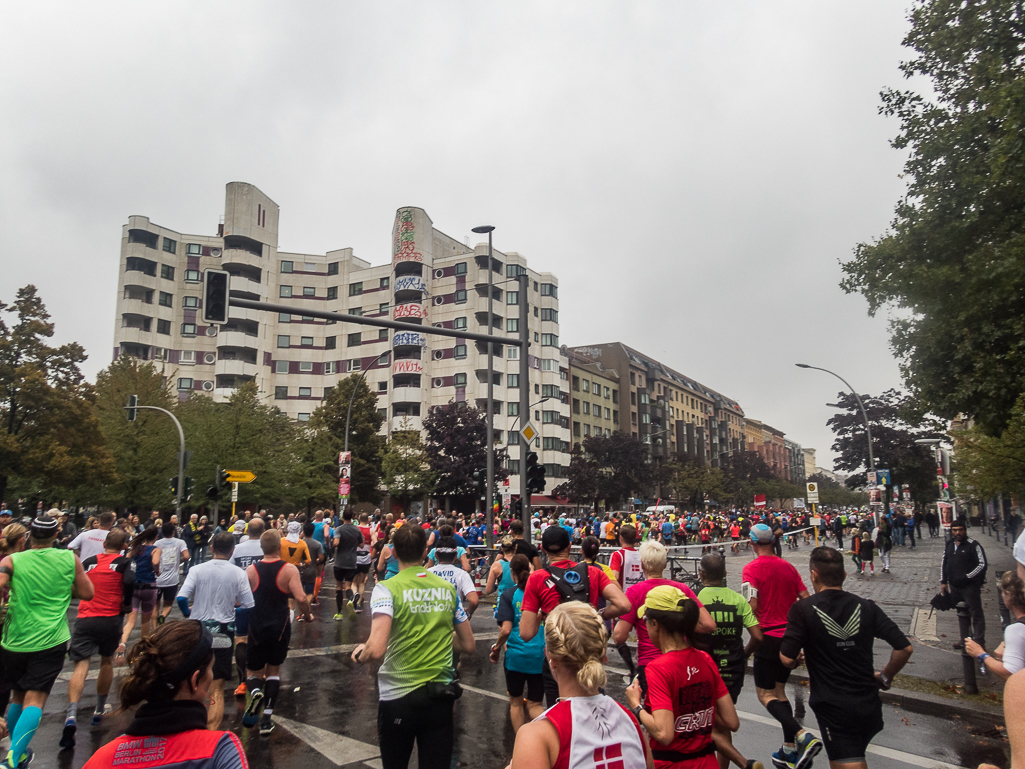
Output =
[
  {"x1": 344, "y1": 588, "x2": 354, "y2": 603},
  {"x1": 66, "y1": 702, "x2": 78, "y2": 722},
  {"x1": 246, "y1": 676, "x2": 264, "y2": 697},
  {"x1": 314, "y1": 577, "x2": 322, "y2": 599},
  {"x1": 95, "y1": 694, "x2": 107, "y2": 714},
  {"x1": 6, "y1": 702, "x2": 23, "y2": 734},
  {"x1": 10, "y1": 705, "x2": 40, "y2": 763},
  {"x1": 336, "y1": 590, "x2": 344, "y2": 614},
  {"x1": 235, "y1": 642, "x2": 248, "y2": 685},
  {"x1": 263, "y1": 676, "x2": 280, "y2": 716},
  {"x1": 765, "y1": 700, "x2": 800, "y2": 744}
]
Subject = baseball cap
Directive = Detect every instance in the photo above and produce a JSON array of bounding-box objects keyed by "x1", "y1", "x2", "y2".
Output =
[
  {"x1": 637, "y1": 585, "x2": 690, "y2": 618},
  {"x1": 541, "y1": 524, "x2": 571, "y2": 552},
  {"x1": 750, "y1": 523, "x2": 773, "y2": 544}
]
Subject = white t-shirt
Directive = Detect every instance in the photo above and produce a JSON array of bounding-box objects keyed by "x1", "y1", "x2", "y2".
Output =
[
  {"x1": 1014, "y1": 530, "x2": 1025, "y2": 568},
  {"x1": 177, "y1": 558, "x2": 254, "y2": 624},
  {"x1": 231, "y1": 539, "x2": 265, "y2": 571},
  {"x1": 429, "y1": 564, "x2": 478, "y2": 601},
  {"x1": 1003, "y1": 622, "x2": 1025, "y2": 675},
  {"x1": 155, "y1": 537, "x2": 189, "y2": 588},
  {"x1": 68, "y1": 528, "x2": 110, "y2": 563}
]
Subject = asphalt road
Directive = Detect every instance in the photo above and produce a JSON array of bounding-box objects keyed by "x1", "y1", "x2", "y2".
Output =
[{"x1": 23, "y1": 536, "x2": 1017, "y2": 768}]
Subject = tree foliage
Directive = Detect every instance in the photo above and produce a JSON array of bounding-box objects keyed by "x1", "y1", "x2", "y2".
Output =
[
  {"x1": 0, "y1": 286, "x2": 114, "y2": 506},
  {"x1": 808, "y1": 472, "x2": 870, "y2": 508},
  {"x1": 382, "y1": 423, "x2": 437, "y2": 512},
  {"x1": 951, "y1": 391, "x2": 1025, "y2": 499},
  {"x1": 553, "y1": 432, "x2": 653, "y2": 509},
  {"x1": 422, "y1": 403, "x2": 507, "y2": 512},
  {"x1": 842, "y1": 0, "x2": 1025, "y2": 434},
  {"x1": 671, "y1": 455, "x2": 729, "y2": 510}
]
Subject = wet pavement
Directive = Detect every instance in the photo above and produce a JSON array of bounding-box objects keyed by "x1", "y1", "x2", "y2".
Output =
[{"x1": 24, "y1": 533, "x2": 1018, "y2": 768}]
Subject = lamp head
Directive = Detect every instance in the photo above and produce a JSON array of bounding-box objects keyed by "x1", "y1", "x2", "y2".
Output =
[
  {"x1": 795, "y1": 363, "x2": 811, "y2": 369},
  {"x1": 471, "y1": 225, "x2": 495, "y2": 234}
]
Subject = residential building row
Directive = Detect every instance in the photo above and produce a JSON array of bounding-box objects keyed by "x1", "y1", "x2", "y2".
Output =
[{"x1": 113, "y1": 181, "x2": 812, "y2": 499}]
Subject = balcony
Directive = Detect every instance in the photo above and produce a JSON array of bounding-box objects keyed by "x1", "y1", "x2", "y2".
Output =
[
  {"x1": 228, "y1": 276, "x2": 263, "y2": 300},
  {"x1": 222, "y1": 247, "x2": 262, "y2": 271},
  {"x1": 228, "y1": 305, "x2": 259, "y2": 323},
  {"x1": 217, "y1": 330, "x2": 260, "y2": 350},
  {"x1": 214, "y1": 359, "x2": 258, "y2": 379},
  {"x1": 391, "y1": 386, "x2": 422, "y2": 404},
  {"x1": 117, "y1": 327, "x2": 154, "y2": 346},
  {"x1": 213, "y1": 386, "x2": 238, "y2": 401},
  {"x1": 391, "y1": 415, "x2": 422, "y2": 432},
  {"x1": 120, "y1": 297, "x2": 155, "y2": 317}
]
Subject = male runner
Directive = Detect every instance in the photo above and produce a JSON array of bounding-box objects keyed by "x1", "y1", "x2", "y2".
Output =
[
  {"x1": 154, "y1": 522, "x2": 189, "y2": 624},
  {"x1": 781, "y1": 548, "x2": 913, "y2": 769},
  {"x1": 230, "y1": 516, "x2": 266, "y2": 695},
  {"x1": 509, "y1": 519, "x2": 542, "y2": 570},
  {"x1": 609, "y1": 523, "x2": 644, "y2": 589},
  {"x1": 353, "y1": 513, "x2": 374, "y2": 610},
  {"x1": 67, "y1": 511, "x2": 115, "y2": 564},
  {"x1": 243, "y1": 530, "x2": 312, "y2": 735},
  {"x1": 428, "y1": 537, "x2": 480, "y2": 617},
  {"x1": 176, "y1": 532, "x2": 254, "y2": 729},
  {"x1": 333, "y1": 510, "x2": 363, "y2": 620},
  {"x1": 0, "y1": 515, "x2": 94, "y2": 769},
  {"x1": 60, "y1": 527, "x2": 134, "y2": 749},
  {"x1": 743, "y1": 524, "x2": 817, "y2": 769},
  {"x1": 300, "y1": 523, "x2": 324, "y2": 611}
]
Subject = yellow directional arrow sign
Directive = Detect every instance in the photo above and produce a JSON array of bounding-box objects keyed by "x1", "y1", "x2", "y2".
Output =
[{"x1": 225, "y1": 470, "x2": 256, "y2": 484}]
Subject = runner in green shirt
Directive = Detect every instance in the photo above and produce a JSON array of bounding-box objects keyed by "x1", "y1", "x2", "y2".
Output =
[
  {"x1": 353, "y1": 523, "x2": 474, "y2": 769},
  {"x1": 696, "y1": 552, "x2": 764, "y2": 769},
  {"x1": 0, "y1": 513, "x2": 93, "y2": 769}
]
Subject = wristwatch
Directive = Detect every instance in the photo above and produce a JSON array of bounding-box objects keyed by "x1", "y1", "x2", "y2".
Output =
[{"x1": 631, "y1": 704, "x2": 643, "y2": 719}]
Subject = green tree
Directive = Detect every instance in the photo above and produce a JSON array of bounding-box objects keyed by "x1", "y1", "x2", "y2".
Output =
[
  {"x1": 842, "y1": 0, "x2": 1025, "y2": 435},
  {"x1": 553, "y1": 432, "x2": 653, "y2": 510},
  {"x1": 0, "y1": 285, "x2": 114, "y2": 507},
  {"x1": 94, "y1": 356, "x2": 178, "y2": 512},
  {"x1": 671, "y1": 455, "x2": 728, "y2": 511},
  {"x1": 382, "y1": 423, "x2": 437, "y2": 513},
  {"x1": 808, "y1": 472, "x2": 870, "y2": 508},
  {"x1": 422, "y1": 403, "x2": 507, "y2": 513}
]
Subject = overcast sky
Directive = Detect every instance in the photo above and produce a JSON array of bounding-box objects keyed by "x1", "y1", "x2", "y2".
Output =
[{"x1": 0, "y1": 1, "x2": 914, "y2": 469}]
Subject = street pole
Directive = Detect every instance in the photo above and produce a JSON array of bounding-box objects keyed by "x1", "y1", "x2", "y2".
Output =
[
  {"x1": 213, "y1": 464, "x2": 220, "y2": 525},
  {"x1": 519, "y1": 271, "x2": 531, "y2": 534},
  {"x1": 127, "y1": 405, "x2": 186, "y2": 518}
]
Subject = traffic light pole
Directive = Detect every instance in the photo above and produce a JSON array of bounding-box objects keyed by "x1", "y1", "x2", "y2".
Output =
[
  {"x1": 519, "y1": 272, "x2": 531, "y2": 534},
  {"x1": 485, "y1": 231, "x2": 495, "y2": 549},
  {"x1": 125, "y1": 405, "x2": 185, "y2": 518}
]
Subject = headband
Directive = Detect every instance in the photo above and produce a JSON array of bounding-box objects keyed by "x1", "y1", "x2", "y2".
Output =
[{"x1": 163, "y1": 624, "x2": 214, "y2": 689}]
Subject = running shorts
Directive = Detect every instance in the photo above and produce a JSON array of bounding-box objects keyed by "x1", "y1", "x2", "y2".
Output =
[
  {"x1": 813, "y1": 704, "x2": 883, "y2": 762},
  {"x1": 158, "y1": 585, "x2": 178, "y2": 603},
  {"x1": 504, "y1": 668, "x2": 544, "y2": 702},
  {"x1": 753, "y1": 634, "x2": 791, "y2": 690},
  {"x1": 301, "y1": 582, "x2": 314, "y2": 596},
  {"x1": 2, "y1": 643, "x2": 67, "y2": 694},
  {"x1": 132, "y1": 585, "x2": 157, "y2": 614},
  {"x1": 334, "y1": 567, "x2": 358, "y2": 583},
  {"x1": 355, "y1": 563, "x2": 371, "y2": 574},
  {"x1": 248, "y1": 622, "x2": 292, "y2": 670},
  {"x1": 69, "y1": 616, "x2": 122, "y2": 661}
]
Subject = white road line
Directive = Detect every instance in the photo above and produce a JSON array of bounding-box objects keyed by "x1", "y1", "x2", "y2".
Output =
[
  {"x1": 460, "y1": 682, "x2": 510, "y2": 702},
  {"x1": 274, "y1": 715, "x2": 380, "y2": 766}
]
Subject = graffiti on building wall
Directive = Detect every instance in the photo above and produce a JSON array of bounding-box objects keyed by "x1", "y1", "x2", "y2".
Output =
[
  {"x1": 393, "y1": 359, "x2": 423, "y2": 374},
  {"x1": 392, "y1": 331, "x2": 426, "y2": 348},
  {"x1": 393, "y1": 302, "x2": 425, "y2": 320},
  {"x1": 571, "y1": 347, "x2": 603, "y2": 359},
  {"x1": 394, "y1": 276, "x2": 427, "y2": 293},
  {"x1": 393, "y1": 209, "x2": 423, "y2": 264}
]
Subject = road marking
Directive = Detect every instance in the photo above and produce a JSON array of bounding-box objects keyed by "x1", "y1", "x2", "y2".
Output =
[
  {"x1": 274, "y1": 715, "x2": 380, "y2": 766},
  {"x1": 735, "y1": 710, "x2": 967, "y2": 769},
  {"x1": 460, "y1": 682, "x2": 510, "y2": 702}
]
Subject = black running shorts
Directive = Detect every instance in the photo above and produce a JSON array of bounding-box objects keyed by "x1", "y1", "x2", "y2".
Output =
[
  {"x1": 69, "y1": 616, "x2": 122, "y2": 661},
  {"x1": 248, "y1": 622, "x2": 292, "y2": 670},
  {"x1": 2, "y1": 642, "x2": 68, "y2": 694},
  {"x1": 814, "y1": 704, "x2": 883, "y2": 762},
  {"x1": 752, "y1": 634, "x2": 791, "y2": 690},
  {"x1": 504, "y1": 668, "x2": 544, "y2": 702}
]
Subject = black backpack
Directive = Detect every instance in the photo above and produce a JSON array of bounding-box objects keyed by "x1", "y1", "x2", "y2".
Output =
[{"x1": 545, "y1": 563, "x2": 590, "y2": 603}]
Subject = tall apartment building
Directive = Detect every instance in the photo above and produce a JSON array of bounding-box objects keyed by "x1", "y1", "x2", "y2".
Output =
[
  {"x1": 113, "y1": 182, "x2": 571, "y2": 497},
  {"x1": 565, "y1": 343, "x2": 745, "y2": 465},
  {"x1": 785, "y1": 439, "x2": 806, "y2": 486},
  {"x1": 565, "y1": 349, "x2": 621, "y2": 449},
  {"x1": 802, "y1": 448, "x2": 817, "y2": 482},
  {"x1": 744, "y1": 419, "x2": 790, "y2": 480}
]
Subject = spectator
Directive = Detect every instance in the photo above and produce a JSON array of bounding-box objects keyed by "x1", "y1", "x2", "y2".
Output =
[
  {"x1": 966, "y1": 571, "x2": 1025, "y2": 681},
  {"x1": 941, "y1": 519, "x2": 987, "y2": 652}
]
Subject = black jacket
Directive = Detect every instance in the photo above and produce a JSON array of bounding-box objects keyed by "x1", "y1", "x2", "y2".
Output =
[{"x1": 941, "y1": 537, "x2": 987, "y2": 588}]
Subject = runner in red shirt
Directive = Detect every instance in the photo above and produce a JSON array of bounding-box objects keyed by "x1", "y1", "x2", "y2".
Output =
[
  {"x1": 520, "y1": 526, "x2": 630, "y2": 706},
  {"x1": 741, "y1": 525, "x2": 817, "y2": 769},
  {"x1": 610, "y1": 524, "x2": 644, "y2": 589},
  {"x1": 626, "y1": 585, "x2": 738, "y2": 769}
]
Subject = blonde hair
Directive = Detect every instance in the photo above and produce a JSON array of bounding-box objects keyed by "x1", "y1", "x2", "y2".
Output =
[
  {"x1": 640, "y1": 539, "x2": 668, "y2": 575},
  {"x1": 500, "y1": 536, "x2": 516, "y2": 554},
  {"x1": 0, "y1": 524, "x2": 27, "y2": 558},
  {"x1": 544, "y1": 602, "x2": 607, "y2": 691}
]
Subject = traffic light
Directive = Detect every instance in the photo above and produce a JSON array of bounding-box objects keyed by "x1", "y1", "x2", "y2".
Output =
[
  {"x1": 169, "y1": 477, "x2": 178, "y2": 496},
  {"x1": 525, "y1": 451, "x2": 546, "y2": 494},
  {"x1": 126, "y1": 394, "x2": 138, "y2": 422},
  {"x1": 216, "y1": 468, "x2": 229, "y2": 489},
  {"x1": 183, "y1": 477, "x2": 194, "y2": 501},
  {"x1": 512, "y1": 498, "x2": 522, "y2": 516},
  {"x1": 206, "y1": 485, "x2": 219, "y2": 500},
  {"x1": 202, "y1": 269, "x2": 230, "y2": 324},
  {"x1": 472, "y1": 470, "x2": 485, "y2": 497}
]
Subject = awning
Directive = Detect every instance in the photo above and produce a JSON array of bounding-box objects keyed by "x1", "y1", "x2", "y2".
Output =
[{"x1": 531, "y1": 495, "x2": 575, "y2": 507}]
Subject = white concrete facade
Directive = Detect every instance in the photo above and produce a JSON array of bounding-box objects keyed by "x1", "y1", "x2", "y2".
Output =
[{"x1": 112, "y1": 182, "x2": 571, "y2": 496}]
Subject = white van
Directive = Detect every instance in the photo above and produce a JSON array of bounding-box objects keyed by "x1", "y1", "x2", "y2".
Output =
[{"x1": 645, "y1": 505, "x2": 677, "y2": 516}]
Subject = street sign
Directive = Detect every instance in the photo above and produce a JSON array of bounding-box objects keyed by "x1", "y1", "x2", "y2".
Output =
[
  {"x1": 806, "y1": 482, "x2": 819, "y2": 503},
  {"x1": 520, "y1": 423, "x2": 538, "y2": 443},
  {"x1": 876, "y1": 469, "x2": 892, "y2": 485},
  {"x1": 231, "y1": 483, "x2": 239, "y2": 502},
  {"x1": 810, "y1": 517, "x2": 822, "y2": 526},
  {"x1": 793, "y1": 498, "x2": 806, "y2": 509},
  {"x1": 224, "y1": 470, "x2": 256, "y2": 484}
]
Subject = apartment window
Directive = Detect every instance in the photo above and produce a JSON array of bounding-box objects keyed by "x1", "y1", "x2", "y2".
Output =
[
  {"x1": 274, "y1": 360, "x2": 288, "y2": 374},
  {"x1": 299, "y1": 387, "x2": 312, "y2": 398},
  {"x1": 605, "y1": 407, "x2": 611, "y2": 420},
  {"x1": 542, "y1": 385, "x2": 560, "y2": 398},
  {"x1": 508, "y1": 403, "x2": 520, "y2": 416},
  {"x1": 184, "y1": 270, "x2": 200, "y2": 282},
  {"x1": 630, "y1": 372, "x2": 636, "y2": 385},
  {"x1": 604, "y1": 386, "x2": 611, "y2": 399},
  {"x1": 349, "y1": 308, "x2": 363, "y2": 316},
  {"x1": 176, "y1": 297, "x2": 197, "y2": 311},
  {"x1": 454, "y1": 373, "x2": 467, "y2": 386},
  {"x1": 540, "y1": 283, "x2": 558, "y2": 297},
  {"x1": 275, "y1": 386, "x2": 288, "y2": 400},
  {"x1": 534, "y1": 332, "x2": 539, "y2": 342},
  {"x1": 186, "y1": 244, "x2": 202, "y2": 255},
  {"x1": 277, "y1": 335, "x2": 290, "y2": 348},
  {"x1": 162, "y1": 238, "x2": 177, "y2": 253},
  {"x1": 581, "y1": 379, "x2": 589, "y2": 392},
  {"x1": 573, "y1": 422, "x2": 581, "y2": 437},
  {"x1": 299, "y1": 361, "x2": 314, "y2": 372},
  {"x1": 454, "y1": 345, "x2": 467, "y2": 359},
  {"x1": 181, "y1": 323, "x2": 197, "y2": 336},
  {"x1": 583, "y1": 402, "x2": 590, "y2": 415},
  {"x1": 507, "y1": 319, "x2": 518, "y2": 333},
  {"x1": 303, "y1": 286, "x2": 316, "y2": 297},
  {"x1": 631, "y1": 392, "x2": 637, "y2": 406},
  {"x1": 301, "y1": 336, "x2": 314, "y2": 347},
  {"x1": 454, "y1": 317, "x2": 467, "y2": 330},
  {"x1": 542, "y1": 410, "x2": 559, "y2": 424},
  {"x1": 177, "y1": 378, "x2": 193, "y2": 391},
  {"x1": 632, "y1": 412, "x2": 638, "y2": 425},
  {"x1": 349, "y1": 282, "x2": 363, "y2": 296},
  {"x1": 297, "y1": 413, "x2": 311, "y2": 422},
  {"x1": 506, "y1": 291, "x2": 519, "y2": 305},
  {"x1": 572, "y1": 376, "x2": 580, "y2": 391},
  {"x1": 454, "y1": 262, "x2": 467, "y2": 276},
  {"x1": 507, "y1": 346, "x2": 518, "y2": 359},
  {"x1": 327, "y1": 262, "x2": 339, "y2": 275},
  {"x1": 349, "y1": 358, "x2": 362, "y2": 372},
  {"x1": 280, "y1": 286, "x2": 292, "y2": 298},
  {"x1": 591, "y1": 382, "x2": 599, "y2": 395},
  {"x1": 278, "y1": 312, "x2": 291, "y2": 323},
  {"x1": 640, "y1": 392, "x2": 649, "y2": 405},
  {"x1": 160, "y1": 264, "x2": 175, "y2": 281},
  {"x1": 534, "y1": 307, "x2": 539, "y2": 317},
  {"x1": 325, "y1": 336, "x2": 337, "y2": 349},
  {"x1": 157, "y1": 319, "x2": 171, "y2": 335},
  {"x1": 642, "y1": 413, "x2": 651, "y2": 424},
  {"x1": 348, "y1": 332, "x2": 361, "y2": 347},
  {"x1": 455, "y1": 290, "x2": 467, "y2": 303},
  {"x1": 377, "y1": 408, "x2": 388, "y2": 419},
  {"x1": 158, "y1": 292, "x2": 173, "y2": 308},
  {"x1": 541, "y1": 308, "x2": 558, "y2": 322},
  {"x1": 380, "y1": 277, "x2": 390, "y2": 289},
  {"x1": 573, "y1": 399, "x2": 580, "y2": 414},
  {"x1": 508, "y1": 459, "x2": 520, "y2": 474},
  {"x1": 541, "y1": 359, "x2": 555, "y2": 371},
  {"x1": 506, "y1": 264, "x2": 525, "y2": 277},
  {"x1": 327, "y1": 287, "x2": 338, "y2": 300},
  {"x1": 325, "y1": 361, "x2": 336, "y2": 374},
  {"x1": 278, "y1": 260, "x2": 294, "y2": 274},
  {"x1": 613, "y1": 410, "x2": 619, "y2": 423},
  {"x1": 541, "y1": 333, "x2": 558, "y2": 347},
  {"x1": 378, "y1": 329, "x2": 388, "y2": 340},
  {"x1": 508, "y1": 374, "x2": 520, "y2": 387},
  {"x1": 379, "y1": 303, "x2": 389, "y2": 314},
  {"x1": 180, "y1": 350, "x2": 195, "y2": 365},
  {"x1": 378, "y1": 381, "x2": 387, "y2": 392}
]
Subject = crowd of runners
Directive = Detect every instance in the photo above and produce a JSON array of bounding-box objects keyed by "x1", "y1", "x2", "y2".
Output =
[{"x1": 0, "y1": 503, "x2": 926, "y2": 769}]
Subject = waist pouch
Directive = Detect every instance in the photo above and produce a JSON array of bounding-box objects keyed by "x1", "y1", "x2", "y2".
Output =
[
  {"x1": 652, "y1": 743, "x2": 716, "y2": 762},
  {"x1": 425, "y1": 680, "x2": 462, "y2": 701}
]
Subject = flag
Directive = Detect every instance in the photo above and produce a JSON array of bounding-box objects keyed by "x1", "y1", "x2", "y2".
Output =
[{"x1": 754, "y1": 494, "x2": 766, "y2": 507}]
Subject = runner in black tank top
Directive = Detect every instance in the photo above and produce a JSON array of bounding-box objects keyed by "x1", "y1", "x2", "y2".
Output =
[{"x1": 243, "y1": 530, "x2": 312, "y2": 735}]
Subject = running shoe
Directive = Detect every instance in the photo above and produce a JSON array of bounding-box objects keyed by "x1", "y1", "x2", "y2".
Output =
[
  {"x1": 771, "y1": 746, "x2": 796, "y2": 769},
  {"x1": 59, "y1": 720, "x2": 76, "y2": 749},
  {"x1": 345, "y1": 598, "x2": 356, "y2": 620},
  {"x1": 157, "y1": 615, "x2": 165, "y2": 625},
  {"x1": 310, "y1": 600, "x2": 319, "y2": 607},
  {"x1": 242, "y1": 688, "x2": 265, "y2": 728},
  {"x1": 333, "y1": 613, "x2": 344, "y2": 621},
  {"x1": 234, "y1": 682, "x2": 247, "y2": 697},
  {"x1": 794, "y1": 731, "x2": 822, "y2": 769},
  {"x1": 745, "y1": 761, "x2": 764, "y2": 769},
  {"x1": 259, "y1": 717, "x2": 275, "y2": 736},
  {"x1": 6, "y1": 748, "x2": 33, "y2": 769}
]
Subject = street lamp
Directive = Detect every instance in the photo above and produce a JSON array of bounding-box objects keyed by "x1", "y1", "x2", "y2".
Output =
[{"x1": 472, "y1": 225, "x2": 497, "y2": 543}]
